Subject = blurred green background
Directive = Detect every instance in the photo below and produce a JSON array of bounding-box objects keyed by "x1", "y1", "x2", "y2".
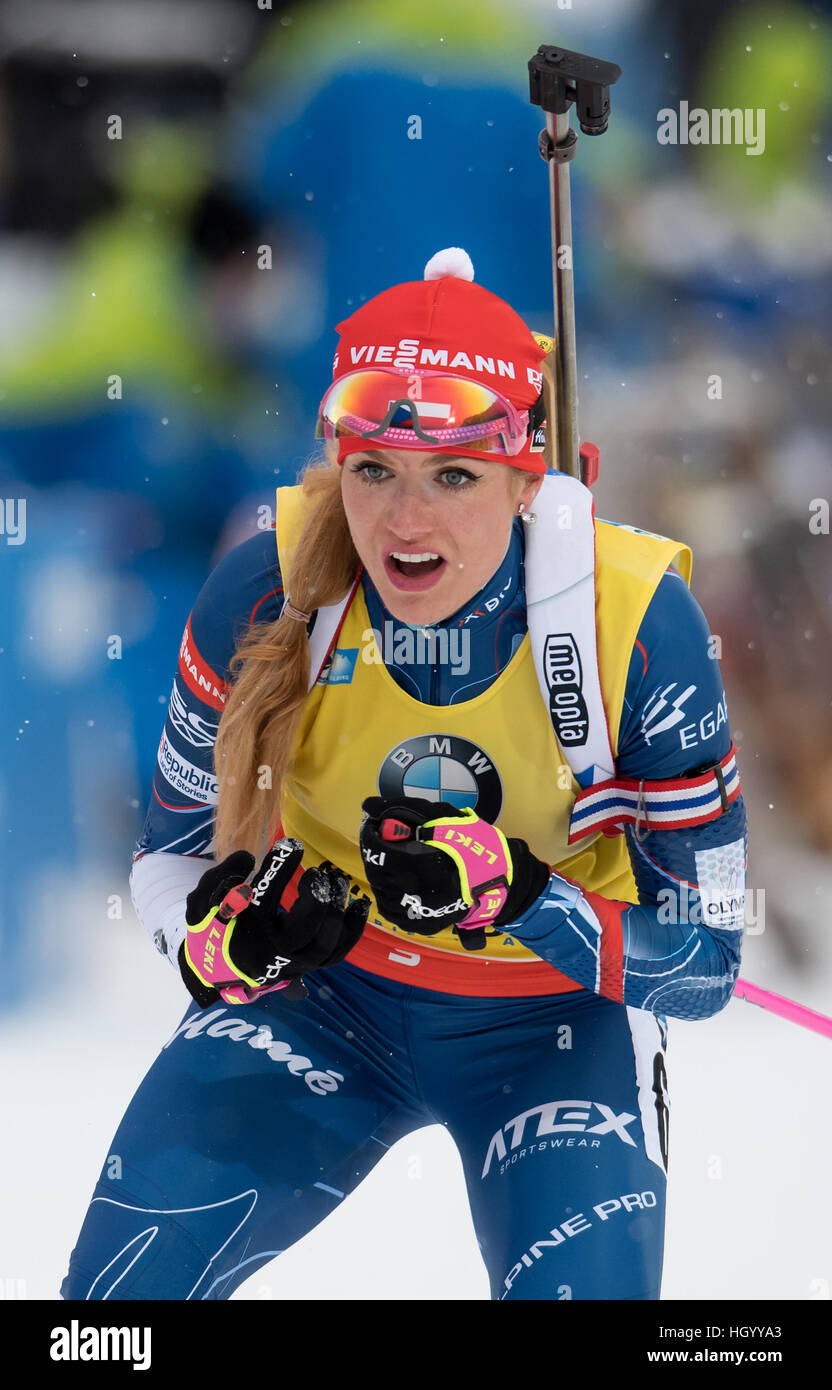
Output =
[{"x1": 1, "y1": 0, "x2": 831, "y2": 1009}]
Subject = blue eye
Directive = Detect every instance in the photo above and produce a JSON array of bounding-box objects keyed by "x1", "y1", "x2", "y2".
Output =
[
  {"x1": 439, "y1": 468, "x2": 478, "y2": 489},
  {"x1": 351, "y1": 462, "x2": 388, "y2": 483}
]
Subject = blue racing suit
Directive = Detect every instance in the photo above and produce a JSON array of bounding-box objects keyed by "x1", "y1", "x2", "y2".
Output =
[{"x1": 61, "y1": 517, "x2": 746, "y2": 1301}]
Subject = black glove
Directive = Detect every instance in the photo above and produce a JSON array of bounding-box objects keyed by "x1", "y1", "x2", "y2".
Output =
[
  {"x1": 359, "y1": 798, "x2": 550, "y2": 951},
  {"x1": 179, "y1": 840, "x2": 370, "y2": 1008}
]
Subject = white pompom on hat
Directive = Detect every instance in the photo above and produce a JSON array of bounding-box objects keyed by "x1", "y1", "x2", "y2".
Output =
[{"x1": 423, "y1": 247, "x2": 475, "y2": 282}]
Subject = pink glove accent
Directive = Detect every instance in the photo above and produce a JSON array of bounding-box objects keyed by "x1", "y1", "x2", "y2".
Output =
[
  {"x1": 428, "y1": 818, "x2": 511, "y2": 928},
  {"x1": 219, "y1": 979, "x2": 290, "y2": 1005},
  {"x1": 189, "y1": 886, "x2": 293, "y2": 1006}
]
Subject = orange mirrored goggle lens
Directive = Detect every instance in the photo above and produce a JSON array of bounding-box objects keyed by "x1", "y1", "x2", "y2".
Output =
[{"x1": 316, "y1": 370, "x2": 531, "y2": 455}]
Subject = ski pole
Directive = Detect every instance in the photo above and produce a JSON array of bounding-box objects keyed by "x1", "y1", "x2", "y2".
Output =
[
  {"x1": 733, "y1": 977, "x2": 832, "y2": 1040},
  {"x1": 528, "y1": 45, "x2": 621, "y2": 483}
]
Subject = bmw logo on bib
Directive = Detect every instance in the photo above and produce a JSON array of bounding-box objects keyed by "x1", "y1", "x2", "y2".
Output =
[{"x1": 377, "y1": 734, "x2": 503, "y2": 821}]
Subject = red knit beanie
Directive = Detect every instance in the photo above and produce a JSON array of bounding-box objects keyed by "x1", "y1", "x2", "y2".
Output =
[{"x1": 328, "y1": 249, "x2": 548, "y2": 472}]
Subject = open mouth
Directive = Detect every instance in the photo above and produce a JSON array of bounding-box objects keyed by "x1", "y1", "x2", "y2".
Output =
[
  {"x1": 384, "y1": 550, "x2": 447, "y2": 591},
  {"x1": 391, "y1": 551, "x2": 443, "y2": 578}
]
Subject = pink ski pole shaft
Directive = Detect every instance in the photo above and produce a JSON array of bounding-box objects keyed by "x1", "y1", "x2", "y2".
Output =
[{"x1": 733, "y1": 977, "x2": 832, "y2": 1040}]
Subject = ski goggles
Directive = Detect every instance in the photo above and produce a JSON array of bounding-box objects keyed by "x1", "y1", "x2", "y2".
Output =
[{"x1": 315, "y1": 368, "x2": 533, "y2": 456}]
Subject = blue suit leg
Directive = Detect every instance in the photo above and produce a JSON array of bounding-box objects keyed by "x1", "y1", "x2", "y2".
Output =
[
  {"x1": 62, "y1": 969, "x2": 428, "y2": 1300},
  {"x1": 420, "y1": 989, "x2": 669, "y2": 1301}
]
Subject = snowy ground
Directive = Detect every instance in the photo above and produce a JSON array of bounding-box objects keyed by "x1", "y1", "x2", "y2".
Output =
[{"x1": 3, "y1": 851, "x2": 830, "y2": 1305}]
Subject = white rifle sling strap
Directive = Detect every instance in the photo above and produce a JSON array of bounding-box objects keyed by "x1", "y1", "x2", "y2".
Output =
[
  {"x1": 524, "y1": 473, "x2": 615, "y2": 787},
  {"x1": 301, "y1": 578, "x2": 357, "y2": 688}
]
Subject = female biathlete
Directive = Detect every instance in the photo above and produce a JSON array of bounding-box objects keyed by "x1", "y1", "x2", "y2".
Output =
[{"x1": 62, "y1": 251, "x2": 747, "y2": 1302}]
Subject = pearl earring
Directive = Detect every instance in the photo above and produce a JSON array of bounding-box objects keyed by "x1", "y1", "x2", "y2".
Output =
[{"x1": 517, "y1": 503, "x2": 537, "y2": 524}]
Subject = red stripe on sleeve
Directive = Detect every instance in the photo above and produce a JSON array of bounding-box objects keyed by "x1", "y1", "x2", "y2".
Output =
[
  {"x1": 178, "y1": 618, "x2": 229, "y2": 712},
  {"x1": 587, "y1": 890, "x2": 625, "y2": 1004}
]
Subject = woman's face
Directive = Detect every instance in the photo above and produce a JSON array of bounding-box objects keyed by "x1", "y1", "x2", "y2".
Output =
[{"x1": 340, "y1": 448, "x2": 542, "y2": 625}]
